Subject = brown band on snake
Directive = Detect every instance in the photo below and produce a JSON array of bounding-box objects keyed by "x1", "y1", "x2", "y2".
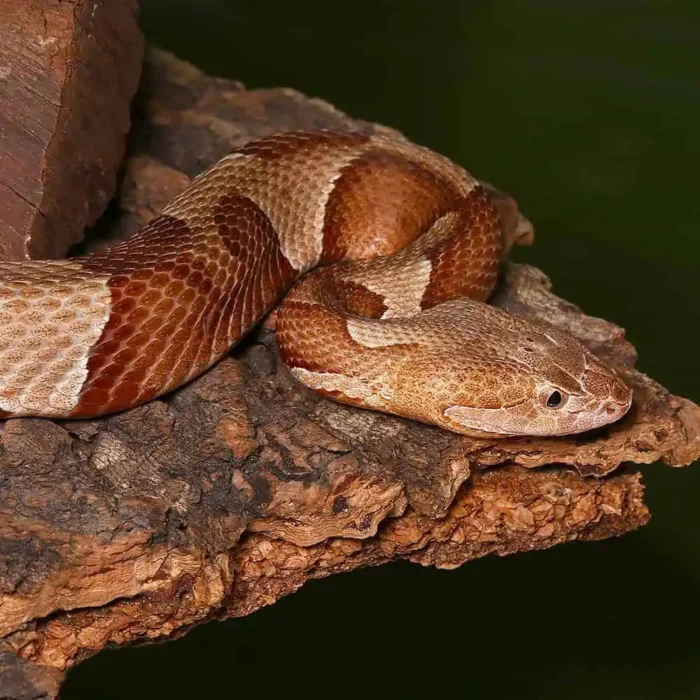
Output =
[
  {"x1": 327, "y1": 279, "x2": 388, "y2": 319},
  {"x1": 0, "y1": 130, "x2": 632, "y2": 436},
  {"x1": 75, "y1": 194, "x2": 297, "y2": 416},
  {"x1": 420, "y1": 185, "x2": 503, "y2": 309},
  {"x1": 319, "y1": 148, "x2": 462, "y2": 264}
]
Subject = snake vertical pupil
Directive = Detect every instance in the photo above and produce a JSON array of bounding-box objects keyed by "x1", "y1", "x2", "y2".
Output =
[{"x1": 546, "y1": 391, "x2": 563, "y2": 408}]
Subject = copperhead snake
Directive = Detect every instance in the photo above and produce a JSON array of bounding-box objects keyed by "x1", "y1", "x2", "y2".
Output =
[{"x1": 0, "y1": 130, "x2": 632, "y2": 435}]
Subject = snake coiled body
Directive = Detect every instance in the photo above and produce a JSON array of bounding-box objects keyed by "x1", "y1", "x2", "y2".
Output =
[{"x1": 0, "y1": 130, "x2": 632, "y2": 435}]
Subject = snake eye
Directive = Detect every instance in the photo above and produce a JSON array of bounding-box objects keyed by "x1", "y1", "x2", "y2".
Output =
[{"x1": 546, "y1": 390, "x2": 564, "y2": 408}]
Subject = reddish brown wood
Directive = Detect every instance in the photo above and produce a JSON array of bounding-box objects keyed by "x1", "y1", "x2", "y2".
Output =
[{"x1": 0, "y1": 0, "x2": 142, "y2": 261}]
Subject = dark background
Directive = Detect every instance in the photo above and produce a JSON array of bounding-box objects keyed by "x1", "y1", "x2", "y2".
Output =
[{"x1": 63, "y1": 1, "x2": 700, "y2": 697}]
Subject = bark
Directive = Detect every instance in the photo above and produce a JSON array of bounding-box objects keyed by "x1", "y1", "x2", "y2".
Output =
[
  {"x1": 0, "y1": 653, "x2": 61, "y2": 700},
  {"x1": 0, "y1": 0, "x2": 142, "y2": 261},
  {"x1": 0, "y1": 47, "x2": 698, "y2": 698}
]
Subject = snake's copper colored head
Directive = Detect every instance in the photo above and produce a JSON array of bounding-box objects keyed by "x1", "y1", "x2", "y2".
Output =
[{"x1": 395, "y1": 302, "x2": 634, "y2": 438}]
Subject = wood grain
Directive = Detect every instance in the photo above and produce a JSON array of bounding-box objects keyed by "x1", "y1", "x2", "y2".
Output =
[{"x1": 0, "y1": 0, "x2": 142, "y2": 261}]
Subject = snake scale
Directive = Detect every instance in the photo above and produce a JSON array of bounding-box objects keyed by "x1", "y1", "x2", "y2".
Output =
[{"x1": 0, "y1": 130, "x2": 632, "y2": 435}]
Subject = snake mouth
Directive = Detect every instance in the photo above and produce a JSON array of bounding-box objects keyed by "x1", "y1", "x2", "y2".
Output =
[
  {"x1": 568, "y1": 389, "x2": 633, "y2": 432},
  {"x1": 441, "y1": 399, "x2": 530, "y2": 437},
  {"x1": 442, "y1": 383, "x2": 634, "y2": 436},
  {"x1": 446, "y1": 397, "x2": 530, "y2": 413}
]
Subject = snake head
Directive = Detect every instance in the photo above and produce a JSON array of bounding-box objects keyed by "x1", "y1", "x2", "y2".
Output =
[{"x1": 417, "y1": 303, "x2": 634, "y2": 437}]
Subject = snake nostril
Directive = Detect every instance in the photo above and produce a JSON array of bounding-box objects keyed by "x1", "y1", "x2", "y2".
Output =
[{"x1": 604, "y1": 403, "x2": 619, "y2": 415}]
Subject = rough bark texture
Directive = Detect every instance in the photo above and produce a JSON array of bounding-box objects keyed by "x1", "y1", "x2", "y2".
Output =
[
  {"x1": 0, "y1": 0, "x2": 142, "y2": 261},
  {"x1": 0, "y1": 653, "x2": 61, "y2": 700},
  {"x1": 0, "y1": 48, "x2": 698, "y2": 698}
]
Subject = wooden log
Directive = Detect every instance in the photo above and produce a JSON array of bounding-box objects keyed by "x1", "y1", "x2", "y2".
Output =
[
  {"x1": 0, "y1": 0, "x2": 142, "y2": 261},
  {"x1": 0, "y1": 48, "x2": 698, "y2": 698}
]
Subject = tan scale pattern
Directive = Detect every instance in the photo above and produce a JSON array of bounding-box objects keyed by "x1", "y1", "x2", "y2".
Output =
[
  {"x1": 0, "y1": 130, "x2": 632, "y2": 435},
  {"x1": 0, "y1": 261, "x2": 111, "y2": 416},
  {"x1": 164, "y1": 131, "x2": 370, "y2": 272}
]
